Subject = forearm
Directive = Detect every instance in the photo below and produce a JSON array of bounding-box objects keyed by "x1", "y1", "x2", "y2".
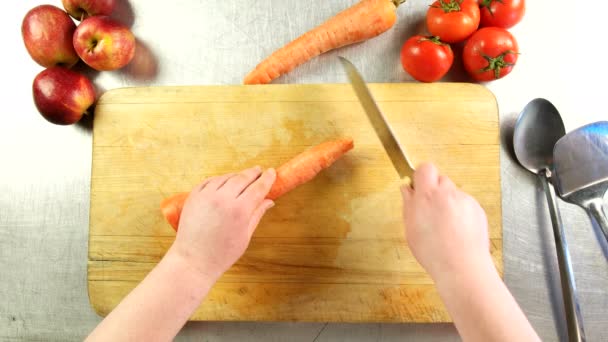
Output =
[
  {"x1": 86, "y1": 247, "x2": 217, "y2": 342},
  {"x1": 436, "y1": 259, "x2": 540, "y2": 342}
]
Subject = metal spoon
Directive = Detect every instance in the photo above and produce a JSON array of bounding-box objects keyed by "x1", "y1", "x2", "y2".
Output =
[{"x1": 513, "y1": 98, "x2": 585, "y2": 342}]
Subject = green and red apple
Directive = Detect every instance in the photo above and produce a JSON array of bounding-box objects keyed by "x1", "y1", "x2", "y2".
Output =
[
  {"x1": 61, "y1": 0, "x2": 116, "y2": 20},
  {"x1": 21, "y1": 5, "x2": 79, "y2": 68},
  {"x1": 73, "y1": 16, "x2": 136, "y2": 71},
  {"x1": 32, "y1": 67, "x2": 96, "y2": 125}
]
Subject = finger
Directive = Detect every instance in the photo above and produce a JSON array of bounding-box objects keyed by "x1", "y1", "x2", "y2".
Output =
[
  {"x1": 221, "y1": 166, "x2": 263, "y2": 197},
  {"x1": 194, "y1": 177, "x2": 216, "y2": 192},
  {"x1": 204, "y1": 173, "x2": 237, "y2": 192},
  {"x1": 193, "y1": 176, "x2": 222, "y2": 192},
  {"x1": 247, "y1": 199, "x2": 275, "y2": 238},
  {"x1": 414, "y1": 162, "x2": 439, "y2": 191},
  {"x1": 240, "y1": 168, "x2": 276, "y2": 204},
  {"x1": 401, "y1": 184, "x2": 413, "y2": 200},
  {"x1": 400, "y1": 184, "x2": 414, "y2": 217},
  {"x1": 438, "y1": 174, "x2": 456, "y2": 190}
]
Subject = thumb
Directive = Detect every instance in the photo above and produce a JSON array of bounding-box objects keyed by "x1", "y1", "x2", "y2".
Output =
[
  {"x1": 400, "y1": 184, "x2": 414, "y2": 221},
  {"x1": 247, "y1": 199, "x2": 275, "y2": 238},
  {"x1": 401, "y1": 183, "x2": 413, "y2": 204}
]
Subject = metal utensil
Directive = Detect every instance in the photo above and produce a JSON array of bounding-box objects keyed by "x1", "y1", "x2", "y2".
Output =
[
  {"x1": 338, "y1": 56, "x2": 415, "y2": 182},
  {"x1": 553, "y1": 121, "x2": 608, "y2": 245},
  {"x1": 513, "y1": 98, "x2": 586, "y2": 342}
]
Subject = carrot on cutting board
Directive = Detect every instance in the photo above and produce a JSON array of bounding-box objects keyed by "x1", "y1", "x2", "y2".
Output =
[
  {"x1": 266, "y1": 138, "x2": 354, "y2": 200},
  {"x1": 160, "y1": 138, "x2": 354, "y2": 231},
  {"x1": 244, "y1": 0, "x2": 405, "y2": 85},
  {"x1": 159, "y1": 192, "x2": 189, "y2": 232}
]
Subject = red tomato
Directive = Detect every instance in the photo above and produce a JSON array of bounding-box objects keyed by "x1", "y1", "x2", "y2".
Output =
[
  {"x1": 463, "y1": 27, "x2": 518, "y2": 81},
  {"x1": 427, "y1": 0, "x2": 480, "y2": 43},
  {"x1": 400, "y1": 36, "x2": 454, "y2": 83},
  {"x1": 480, "y1": 0, "x2": 525, "y2": 29}
]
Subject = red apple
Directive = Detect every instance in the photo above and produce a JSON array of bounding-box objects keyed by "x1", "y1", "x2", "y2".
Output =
[
  {"x1": 33, "y1": 67, "x2": 96, "y2": 125},
  {"x1": 73, "y1": 16, "x2": 135, "y2": 71},
  {"x1": 21, "y1": 5, "x2": 79, "y2": 68},
  {"x1": 61, "y1": 0, "x2": 116, "y2": 21}
]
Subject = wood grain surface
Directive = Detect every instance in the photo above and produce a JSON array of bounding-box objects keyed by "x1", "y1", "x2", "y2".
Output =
[{"x1": 88, "y1": 83, "x2": 501, "y2": 322}]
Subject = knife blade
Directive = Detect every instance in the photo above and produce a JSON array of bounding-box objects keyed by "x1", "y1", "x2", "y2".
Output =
[{"x1": 339, "y1": 56, "x2": 415, "y2": 181}]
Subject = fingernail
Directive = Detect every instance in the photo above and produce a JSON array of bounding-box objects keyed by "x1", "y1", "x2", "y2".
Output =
[{"x1": 268, "y1": 201, "x2": 275, "y2": 209}]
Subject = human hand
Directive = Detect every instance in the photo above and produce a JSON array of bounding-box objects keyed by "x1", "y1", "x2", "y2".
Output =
[
  {"x1": 168, "y1": 166, "x2": 276, "y2": 281},
  {"x1": 401, "y1": 163, "x2": 492, "y2": 282}
]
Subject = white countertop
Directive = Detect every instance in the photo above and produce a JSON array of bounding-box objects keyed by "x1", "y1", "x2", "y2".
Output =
[{"x1": 1, "y1": 1, "x2": 607, "y2": 340}]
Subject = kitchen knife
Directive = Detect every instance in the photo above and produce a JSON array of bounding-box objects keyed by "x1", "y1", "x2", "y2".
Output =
[{"x1": 339, "y1": 56, "x2": 415, "y2": 182}]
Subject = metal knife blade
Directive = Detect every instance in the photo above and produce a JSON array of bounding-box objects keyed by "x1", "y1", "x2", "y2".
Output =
[{"x1": 339, "y1": 56, "x2": 415, "y2": 180}]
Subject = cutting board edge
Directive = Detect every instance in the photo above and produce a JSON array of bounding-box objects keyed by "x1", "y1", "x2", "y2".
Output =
[
  {"x1": 95, "y1": 82, "x2": 498, "y2": 105},
  {"x1": 86, "y1": 279, "x2": 454, "y2": 323}
]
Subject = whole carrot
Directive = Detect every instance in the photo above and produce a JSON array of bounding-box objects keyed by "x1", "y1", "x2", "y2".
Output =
[
  {"x1": 244, "y1": 0, "x2": 406, "y2": 85},
  {"x1": 160, "y1": 138, "x2": 354, "y2": 231}
]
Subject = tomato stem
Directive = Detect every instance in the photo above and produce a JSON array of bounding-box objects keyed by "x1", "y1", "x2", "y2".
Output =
[
  {"x1": 392, "y1": 0, "x2": 406, "y2": 7},
  {"x1": 419, "y1": 36, "x2": 449, "y2": 46},
  {"x1": 479, "y1": 0, "x2": 504, "y2": 17},
  {"x1": 479, "y1": 50, "x2": 517, "y2": 79},
  {"x1": 431, "y1": 0, "x2": 463, "y2": 13}
]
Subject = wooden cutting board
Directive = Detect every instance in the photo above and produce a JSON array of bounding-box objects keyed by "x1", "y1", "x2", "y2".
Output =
[{"x1": 88, "y1": 83, "x2": 502, "y2": 323}]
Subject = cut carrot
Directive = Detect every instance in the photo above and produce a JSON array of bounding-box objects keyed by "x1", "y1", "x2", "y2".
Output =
[
  {"x1": 160, "y1": 192, "x2": 189, "y2": 232},
  {"x1": 160, "y1": 138, "x2": 354, "y2": 231},
  {"x1": 266, "y1": 138, "x2": 354, "y2": 200},
  {"x1": 244, "y1": 0, "x2": 405, "y2": 85}
]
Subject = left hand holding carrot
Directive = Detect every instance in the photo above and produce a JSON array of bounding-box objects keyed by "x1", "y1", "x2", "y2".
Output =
[
  {"x1": 171, "y1": 166, "x2": 276, "y2": 280},
  {"x1": 161, "y1": 138, "x2": 354, "y2": 231},
  {"x1": 86, "y1": 168, "x2": 276, "y2": 341}
]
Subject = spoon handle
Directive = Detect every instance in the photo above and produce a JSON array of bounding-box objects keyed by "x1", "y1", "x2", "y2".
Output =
[
  {"x1": 588, "y1": 200, "x2": 608, "y2": 244},
  {"x1": 541, "y1": 171, "x2": 586, "y2": 342}
]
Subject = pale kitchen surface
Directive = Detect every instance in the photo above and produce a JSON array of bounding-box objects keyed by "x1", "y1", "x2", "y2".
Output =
[{"x1": 1, "y1": 0, "x2": 607, "y2": 341}]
